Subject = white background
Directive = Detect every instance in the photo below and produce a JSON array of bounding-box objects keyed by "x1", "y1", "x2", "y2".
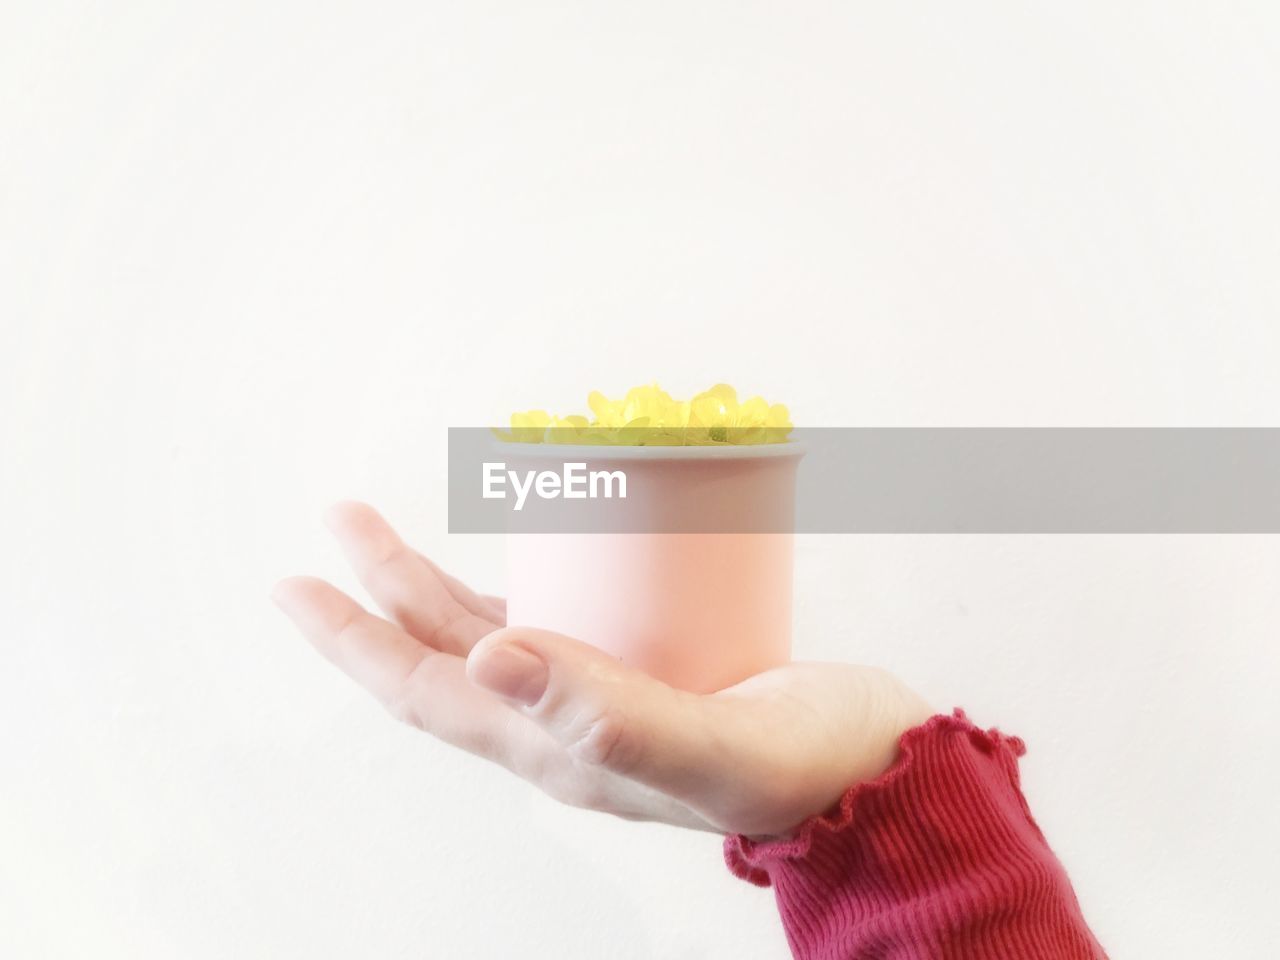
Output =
[{"x1": 3, "y1": 3, "x2": 1279, "y2": 957}]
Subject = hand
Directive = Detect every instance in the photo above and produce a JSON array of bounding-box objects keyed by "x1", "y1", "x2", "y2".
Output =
[{"x1": 273, "y1": 502, "x2": 935, "y2": 838}]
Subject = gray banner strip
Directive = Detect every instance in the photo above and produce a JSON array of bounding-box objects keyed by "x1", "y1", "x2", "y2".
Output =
[{"x1": 448, "y1": 428, "x2": 1280, "y2": 533}]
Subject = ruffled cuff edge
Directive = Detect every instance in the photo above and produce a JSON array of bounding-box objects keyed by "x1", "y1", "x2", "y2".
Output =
[{"x1": 723, "y1": 708, "x2": 1026, "y2": 887}]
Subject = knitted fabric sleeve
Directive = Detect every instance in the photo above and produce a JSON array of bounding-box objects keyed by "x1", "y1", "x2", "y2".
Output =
[{"x1": 724, "y1": 710, "x2": 1107, "y2": 959}]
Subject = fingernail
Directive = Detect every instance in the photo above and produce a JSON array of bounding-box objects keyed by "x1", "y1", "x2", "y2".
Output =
[{"x1": 471, "y1": 644, "x2": 548, "y2": 706}]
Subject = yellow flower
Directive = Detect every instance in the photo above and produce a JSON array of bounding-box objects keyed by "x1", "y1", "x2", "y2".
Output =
[{"x1": 494, "y1": 383, "x2": 792, "y2": 445}]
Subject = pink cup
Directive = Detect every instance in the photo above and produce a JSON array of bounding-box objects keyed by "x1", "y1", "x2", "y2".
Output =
[{"x1": 501, "y1": 443, "x2": 803, "y2": 693}]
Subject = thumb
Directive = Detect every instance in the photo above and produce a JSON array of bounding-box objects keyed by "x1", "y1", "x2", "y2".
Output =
[{"x1": 466, "y1": 627, "x2": 724, "y2": 795}]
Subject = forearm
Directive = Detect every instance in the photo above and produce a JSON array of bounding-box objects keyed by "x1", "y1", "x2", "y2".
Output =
[{"x1": 724, "y1": 711, "x2": 1107, "y2": 959}]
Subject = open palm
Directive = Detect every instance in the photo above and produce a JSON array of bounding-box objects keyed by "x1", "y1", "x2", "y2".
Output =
[{"x1": 274, "y1": 502, "x2": 932, "y2": 838}]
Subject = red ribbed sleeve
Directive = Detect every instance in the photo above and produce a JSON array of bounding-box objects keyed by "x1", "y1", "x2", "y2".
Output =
[{"x1": 724, "y1": 710, "x2": 1107, "y2": 959}]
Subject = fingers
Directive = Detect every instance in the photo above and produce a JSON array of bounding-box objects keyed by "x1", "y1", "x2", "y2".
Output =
[
  {"x1": 274, "y1": 574, "x2": 724, "y2": 831},
  {"x1": 272, "y1": 576, "x2": 434, "y2": 705},
  {"x1": 271, "y1": 576, "x2": 555, "y2": 773},
  {"x1": 324, "y1": 501, "x2": 496, "y2": 655},
  {"x1": 416, "y1": 552, "x2": 507, "y2": 624},
  {"x1": 465, "y1": 627, "x2": 737, "y2": 806}
]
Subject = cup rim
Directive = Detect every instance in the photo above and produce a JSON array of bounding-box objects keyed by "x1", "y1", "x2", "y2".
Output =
[{"x1": 488, "y1": 438, "x2": 806, "y2": 461}]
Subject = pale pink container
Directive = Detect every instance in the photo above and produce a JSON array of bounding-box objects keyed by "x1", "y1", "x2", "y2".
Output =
[{"x1": 502, "y1": 443, "x2": 803, "y2": 693}]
